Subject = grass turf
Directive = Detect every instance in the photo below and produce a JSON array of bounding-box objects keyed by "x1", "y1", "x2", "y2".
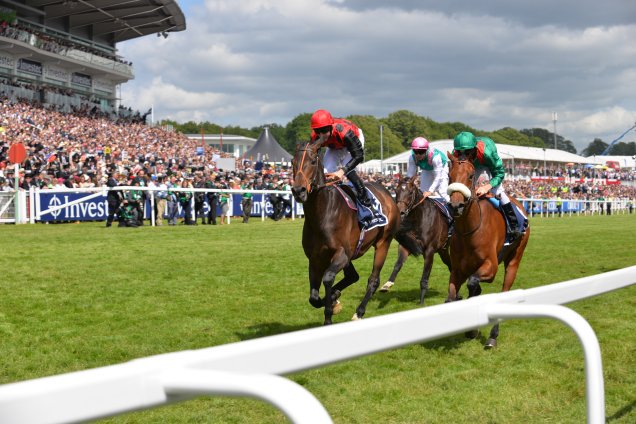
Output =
[{"x1": 0, "y1": 214, "x2": 634, "y2": 423}]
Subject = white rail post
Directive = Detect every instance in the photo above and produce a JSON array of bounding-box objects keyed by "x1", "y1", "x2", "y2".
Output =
[
  {"x1": 485, "y1": 304, "x2": 604, "y2": 424},
  {"x1": 161, "y1": 369, "x2": 333, "y2": 424}
]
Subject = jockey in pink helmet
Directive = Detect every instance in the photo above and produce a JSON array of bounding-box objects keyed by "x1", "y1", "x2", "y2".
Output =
[{"x1": 406, "y1": 137, "x2": 449, "y2": 201}]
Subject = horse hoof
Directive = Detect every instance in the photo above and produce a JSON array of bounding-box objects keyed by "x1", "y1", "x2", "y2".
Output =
[
  {"x1": 332, "y1": 300, "x2": 342, "y2": 315},
  {"x1": 465, "y1": 329, "x2": 480, "y2": 339},
  {"x1": 484, "y1": 338, "x2": 497, "y2": 349},
  {"x1": 351, "y1": 313, "x2": 360, "y2": 321},
  {"x1": 379, "y1": 281, "x2": 394, "y2": 292}
]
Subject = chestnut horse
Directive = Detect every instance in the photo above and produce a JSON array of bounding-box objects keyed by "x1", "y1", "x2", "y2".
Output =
[
  {"x1": 381, "y1": 175, "x2": 452, "y2": 305},
  {"x1": 446, "y1": 152, "x2": 530, "y2": 348},
  {"x1": 291, "y1": 141, "x2": 400, "y2": 325}
]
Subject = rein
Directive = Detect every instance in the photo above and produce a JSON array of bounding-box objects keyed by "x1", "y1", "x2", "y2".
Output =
[
  {"x1": 294, "y1": 147, "x2": 315, "y2": 193},
  {"x1": 294, "y1": 143, "x2": 337, "y2": 195},
  {"x1": 451, "y1": 161, "x2": 483, "y2": 236},
  {"x1": 401, "y1": 187, "x2": 426, "y2": 216}
]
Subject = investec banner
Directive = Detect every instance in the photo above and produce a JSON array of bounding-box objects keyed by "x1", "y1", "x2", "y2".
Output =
[{"x1": 37, "y1": 192, "x2": 301, "y2": 222}]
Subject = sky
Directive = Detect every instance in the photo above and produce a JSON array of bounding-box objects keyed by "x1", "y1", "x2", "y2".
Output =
[{"x1": 118, "y1": 0, "x2": 636, "y2": 152}]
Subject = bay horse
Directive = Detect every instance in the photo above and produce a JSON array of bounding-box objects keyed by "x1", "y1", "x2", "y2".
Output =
[
  {"x1": 446, "y1": 151, "x2": 530, "y2": 348},
  {"x1": 290, "y1": 141, "x2": 400, "y2": 325},
  {"x1": 381, "y1": 175, "x2": 452, "y2": 305}
]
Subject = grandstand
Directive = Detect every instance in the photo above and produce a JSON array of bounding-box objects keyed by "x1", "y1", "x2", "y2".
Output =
[{"x1": 0, "y1": 0, "x2": 185, "y2": 116}]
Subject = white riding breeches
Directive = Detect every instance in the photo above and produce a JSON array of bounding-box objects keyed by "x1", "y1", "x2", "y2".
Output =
[
  {"x1": 420, "y1": 168, "x2": 450, "y2": 201},
  {"x1": 323, "y1": 129, "x2": 365, "y2": 173},
  {"x1": 476, "y1": 168, "x2": 510, "y2": 204}
]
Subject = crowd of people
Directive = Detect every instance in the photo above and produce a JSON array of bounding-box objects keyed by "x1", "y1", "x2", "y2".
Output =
[
  {"x1": 0, "y1": 20, "x2": 132, "y2": 66},
  {"x1": 1, "y1": 99, "x2": 635, "y2": 226}
]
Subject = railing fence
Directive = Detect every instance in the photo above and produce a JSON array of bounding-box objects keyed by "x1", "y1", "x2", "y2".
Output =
[{"x1": 0, "y1": 266, "x2": 633, "y2": 424}]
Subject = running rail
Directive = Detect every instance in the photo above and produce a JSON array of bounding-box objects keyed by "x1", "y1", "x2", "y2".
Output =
[{"x1": 0, "y1": 266, "x2": 634, "y2": 424}]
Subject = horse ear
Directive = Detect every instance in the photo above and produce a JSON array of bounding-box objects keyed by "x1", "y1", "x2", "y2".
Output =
[
  {"x1": 409, "y1": 175, "x2": 418, "y2": 185},
  {"x1": 446, "y1": 151, "x2": 454, "y2": 162}
]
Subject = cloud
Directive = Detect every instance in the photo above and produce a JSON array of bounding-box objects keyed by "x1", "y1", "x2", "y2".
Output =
[{"x1": 118, "y1": 0, "x2": 636, "y2": 152}]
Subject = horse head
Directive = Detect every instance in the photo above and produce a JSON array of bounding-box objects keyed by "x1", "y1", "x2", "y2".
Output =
[
  {"x1": 395, "y1": 175, "x2": 421, "y2": 218},
  {"x1": 446, "y1": 151, "x2": 476, "y2": 217},
  {"x1": 291, "y1": 141, "x2": 325, "y2": 203}
]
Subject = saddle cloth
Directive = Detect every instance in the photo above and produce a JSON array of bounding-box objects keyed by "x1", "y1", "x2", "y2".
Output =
[
  {"x1": 335, "y1": 184, "x2": 388, "y2": 231},
  {"x1": 487, "y1": 197, "x2": 529, "y2": 240}
]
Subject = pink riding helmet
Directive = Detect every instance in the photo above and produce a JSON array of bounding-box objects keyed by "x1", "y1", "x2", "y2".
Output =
[{"x1": 411, "y1": 137, "x2": 429, "y2": 150}]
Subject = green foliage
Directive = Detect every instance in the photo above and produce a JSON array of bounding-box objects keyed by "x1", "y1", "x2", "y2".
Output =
[
  {"x1": 520, "y1": 128, "x2": 577, "y2": 153},
  {"x1": 608, "y1": 141, "x2": 636, "y2": 156},
  {"x1": 581, "y1": 138, "x2": 609, "y2": 156},
  {"x1": 284, "y1": 113, "x2": 313, "y2": 151},
  {"x1": 347, "y1": 114, "x2": 405, "y2": 160},
  {"x1": 0, "y1": 216, "x2": 634, "y2": 423},
  {"x1": 159, "y1": 111, "x2": 625, "y2": 160}
]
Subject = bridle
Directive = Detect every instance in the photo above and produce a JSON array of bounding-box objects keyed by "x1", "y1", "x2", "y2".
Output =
[
  {"x1": 398, "y1": 182, "x2": 426, "y2": 216},
  {"x1": 450, "y1": 159, "x2": 482, "y2": 236},
  {"x1": 293, "y1": 142, "x2": 333, "y2": 195}
]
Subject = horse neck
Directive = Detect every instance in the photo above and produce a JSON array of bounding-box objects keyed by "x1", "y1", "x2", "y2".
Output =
[
  {"x1": 455, "y1": 196, "x2": 482, "y2": 233},
  {"x1": 303, "y1": 187, "x2": 337, "y2": 225}
]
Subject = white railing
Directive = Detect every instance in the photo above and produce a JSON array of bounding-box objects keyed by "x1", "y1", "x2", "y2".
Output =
[{"x1": 0, "y1": 266, "x2": 634, "y2": 424}]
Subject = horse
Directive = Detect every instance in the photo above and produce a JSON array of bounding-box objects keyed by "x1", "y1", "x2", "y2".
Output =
[
  {"x1": 290, "y1": 141, "x2": 400, "y2": 325},
  {"x1": 446, "y1": 151, "x2": 531, "y2": 348},
  {"x1": 380, "y1": 175, "x2": 452, "y2": 305}
]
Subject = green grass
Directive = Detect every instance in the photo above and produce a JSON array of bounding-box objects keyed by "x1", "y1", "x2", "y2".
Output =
[{"x1": 0, "y1": 214, "x2": 635, "y2": 423}]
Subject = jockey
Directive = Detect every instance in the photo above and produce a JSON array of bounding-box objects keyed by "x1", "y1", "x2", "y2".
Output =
[
  {"x1": 406, "y1": 137, "x2": 449, "y2": 201},
  {"x1": 310, "y1": 109, "x2": 372, "y2": 207},
  {"x1": 452, "y1": 131, "x2": 522, "y2": 239}
]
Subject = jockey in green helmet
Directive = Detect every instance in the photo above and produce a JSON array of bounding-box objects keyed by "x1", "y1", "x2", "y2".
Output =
[{"x1": 452, "y1": 131, "x2": 523, "y2": 239}]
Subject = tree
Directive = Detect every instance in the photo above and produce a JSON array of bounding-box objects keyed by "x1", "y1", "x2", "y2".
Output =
[
  {"x1": 520, "y1": 128, "x2": 577, "y2": 153},
  {"x1": 608, "y1": 141, "x2": 636, "y2": 155},
  {"x1": 283, "y1": 113, "x2": 313, "y2": 152},
  {"x1": 581, "y1": 138, "x2": 608, "y2": 156},
  {"x1": 345, "y1": 115, "x2": 404, "y2": 161}
]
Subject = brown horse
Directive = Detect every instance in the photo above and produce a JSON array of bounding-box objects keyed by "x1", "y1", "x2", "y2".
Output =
[
  {"x1": 446, "y1": 151, "x2": 530, "y2": 348},
  {"x1": 380, "y1": 175, "x2": 452, "y2": 305},
  {"x1": 291, "y1": 141, "x2": 400, "y2": 325}
]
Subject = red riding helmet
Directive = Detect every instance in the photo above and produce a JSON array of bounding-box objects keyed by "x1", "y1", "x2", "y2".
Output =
[
  {"x1": 311, "y1": 109, "x2": 334, "y2": 129},
  {"x1": 411, "y1": 137, "x2": 429, "y2": 150}
]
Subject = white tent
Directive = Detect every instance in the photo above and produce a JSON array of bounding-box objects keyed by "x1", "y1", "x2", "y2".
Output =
[{"x1": 364, "y1": 139, "x2": 592, "y2": 174}]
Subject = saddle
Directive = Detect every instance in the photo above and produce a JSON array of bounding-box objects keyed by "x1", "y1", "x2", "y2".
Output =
[
  {"x1": 334, "y1": 184, "x2": 388, "y2": 232},
  {"x1": 486, "y1": 197, "x2": 529, "y2": 244},
  {"x1": 427, "y1": 196, "x2": 454, "y2": 243}
]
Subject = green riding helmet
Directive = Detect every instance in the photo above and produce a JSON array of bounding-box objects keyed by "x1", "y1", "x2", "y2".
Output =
[{"x1": 454, "y1": 131, "x2": 477, "y2": 150}]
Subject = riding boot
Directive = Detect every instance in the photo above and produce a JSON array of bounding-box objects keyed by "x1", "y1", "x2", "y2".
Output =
[
  {"x1": 502, "y1": 202, "x2": 522, "y2": 239},
  {"x1": 348, "y1": 170, "x2": 372, "y2": 208}
]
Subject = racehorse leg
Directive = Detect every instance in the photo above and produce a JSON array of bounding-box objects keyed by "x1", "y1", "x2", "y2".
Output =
[
  {"x1": 332, "y1": 262, "x2": 360, "y2": 295},
  {"x1": 446, "y1": 269, "x2": 466, "y2": 303},
  {"x1": 353, "y1": 242, "x2": 391, "y2": 320},
  {"x1": 485, "y1": 237, "x2": 529, "y2": 348},
  {"x1": 418, "y1": 247, "x2": 436, "y2": 305},
  {"x1": 322, "y1": 247, "x2": 351, "y2": 325},
  {"x1": 465, "y1": 274, "x2": 483, "y2": 339},
  {"x1": 380, "y1": 244, "x2": 409, "y2": 292},
  {"x1": 308, "y1": 263, "x2": 324, "y2": 309},
  {"x1": 438, "y1": 246, "x2": 452, "y2": 272},
  {"x1": 328, "y1": 262, "x2": 359, "y2": 316}
]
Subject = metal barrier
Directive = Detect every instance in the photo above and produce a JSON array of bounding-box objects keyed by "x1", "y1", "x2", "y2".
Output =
[{"x1": 0, "y1": 266, "x2": 633, "y2": 424}]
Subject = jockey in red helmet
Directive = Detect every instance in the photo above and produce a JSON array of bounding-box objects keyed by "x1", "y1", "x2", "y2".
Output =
[
  {"x1": 406, "y1": 137, "x2": 450, "y2": 201},
  {"x1": 310, "y1": 109, "x2": 372, "y2": 207}
]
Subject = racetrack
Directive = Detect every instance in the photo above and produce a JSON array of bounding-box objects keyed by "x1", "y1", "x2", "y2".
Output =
[{"x1": 0, "y1": 215, "x2": 634, "y2": 423}]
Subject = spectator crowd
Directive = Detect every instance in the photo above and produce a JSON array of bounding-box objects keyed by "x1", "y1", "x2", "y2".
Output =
[{"x1": 1, "y1": 96, "x2": 635, "y2": 221}]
